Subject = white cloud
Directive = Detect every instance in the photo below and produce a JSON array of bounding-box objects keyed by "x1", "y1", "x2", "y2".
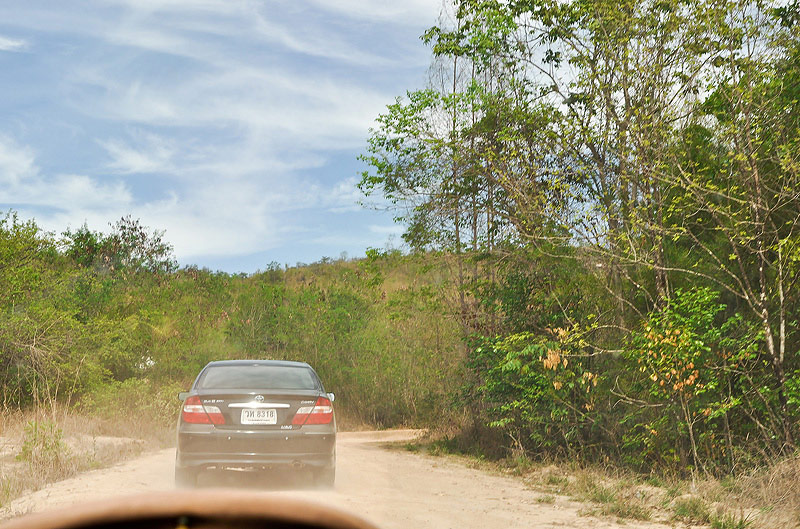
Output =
[
  {"x1": 0, "y1": 1, "x2": 424, "y2": 267},
  {"x1": 125, "y1": 173, "x2": 371, "y2": 260},
  {"x1": 87, "y1": 1, "x2": 396, "y2": 67},
  {"x1": 305, "y1": 0, "x2": 443, "y2": 26},
  {"x1": 0, "y1": 137, "x2": 132, "y2": 213},
  {"x1": 251, "y1": 9, "x2": 389, "y2": 67},
  {"x1": 325, "y1": 176, "x2": 364, "y2": 213},
  {"x1": 99, "y1": 132, "x2": 175, "y2": 174},
  {"x1": 3, "y1": 1, "x2": 426, "y2": 153},
  {"x1": 107, "y1": 26, "x2": 200, "y2": 60},
  {"x1": 0, "y1": 135, "x2": 378, "y2": 261},
  {"x1": 0, "y1": 35, "x2": 27, "y2": 52},
  {"x1": 72, "y1": 65, "x2": 390, "y2": 154},
  {"x1": 0, "y1": 136, "x2": 36, "y2": 185},
  {"x1": 369, "y1": 224, "x2": 405, "y2": 235},
  {"x1": 100, "y1": 0, "x2": 242, "y2": 14},
  {"x1": 44, "y1": 174, "x2": 133, "y2": 210}
]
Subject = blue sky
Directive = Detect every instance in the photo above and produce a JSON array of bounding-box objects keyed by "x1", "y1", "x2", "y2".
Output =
[{"x1": 0, "y1": 0, "x2": 443, "y2": 272}]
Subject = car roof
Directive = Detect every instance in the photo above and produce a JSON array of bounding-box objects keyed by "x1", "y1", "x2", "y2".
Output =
[{"x1": 204, "y1": 359, "x2": 312, "y2": 369}]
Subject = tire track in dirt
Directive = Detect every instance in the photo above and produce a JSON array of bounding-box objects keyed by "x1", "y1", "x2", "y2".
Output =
[{"x1": 1, "y1": 431, "x2": 672, "y2": 529}]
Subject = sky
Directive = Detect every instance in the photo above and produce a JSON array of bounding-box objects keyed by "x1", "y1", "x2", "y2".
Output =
[{"x1": 0, "y1": 0, "x2": 443, "y2": 272}]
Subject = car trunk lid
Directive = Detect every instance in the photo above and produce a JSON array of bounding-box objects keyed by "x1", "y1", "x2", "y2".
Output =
[{"x1": 193, "y1": 389, "x2": 321, "y2": 430}]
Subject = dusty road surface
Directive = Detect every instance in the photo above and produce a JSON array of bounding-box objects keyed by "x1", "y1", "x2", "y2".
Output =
[{"x1": 1, "y1": 431, "x2": 671, "y2": 529}]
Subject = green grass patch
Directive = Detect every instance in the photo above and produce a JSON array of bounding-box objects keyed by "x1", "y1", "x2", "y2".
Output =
[
  {"x1": 672, "y1": 496, "x2": 711, "y2": 523},
  {"x1": 586, "y1": 484, "x2": 617, "y2": 504},
  {"x1": 711, "y1": 512, "x2": 752, "y2": 529},
  {"x1": 602, "y1": 500, "x2": 652, "y2": 520}
]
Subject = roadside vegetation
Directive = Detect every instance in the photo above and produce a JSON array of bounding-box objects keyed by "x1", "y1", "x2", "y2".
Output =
[
  {"x1": 395, "y1": 437, "x2": 795, "y2": 528},
  {"x1": 355, "y1": 0, "x2": 799, "y2": 526},
  {"x1": 0, "y1": 406, "x2": 161, "y2": 508},
  {"x1": 360, "y1": 0, "x2": 800, "y2": 477}
]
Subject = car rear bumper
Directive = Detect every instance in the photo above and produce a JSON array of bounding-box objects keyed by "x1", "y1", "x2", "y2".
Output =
[{"x1": 176, "y1": 425, "x2": 335, "y2": 471}]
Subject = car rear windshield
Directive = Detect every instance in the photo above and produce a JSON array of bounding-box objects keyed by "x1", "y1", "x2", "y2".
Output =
[{"x1": 196, "y1": 365, "x2": 318, "y2": 390}]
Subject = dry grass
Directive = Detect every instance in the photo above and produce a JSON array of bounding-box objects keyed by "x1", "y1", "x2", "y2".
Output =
[
  {"x1": 334, "y1": 409, "x2": 390, "y2": 432},
  {"x1": 0, "y1": 406, "x2": 172, "y2": 508},
  {"x1": 521, "y1": 466, "x2": 654, "y2": 522},
  {"x1": 523, "y1": 463, "x2": 791, "y2": 528},
  {"x1": 688, "y1": 455, "x2": 800, "y2": 529},
  {"x1": 393, "y1": 436, "x2": 799, "y2": 528}
]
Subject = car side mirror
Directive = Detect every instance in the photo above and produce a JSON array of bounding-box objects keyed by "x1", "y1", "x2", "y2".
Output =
[
  {"x1": 178, "y1": 391, "x2": 189, "y2": 401},
  {"x1": 327, "y1": 392, "x2": 335, "y2": 403}
]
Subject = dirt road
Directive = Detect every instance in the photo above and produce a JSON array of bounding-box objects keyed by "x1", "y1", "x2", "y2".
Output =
[{"x1": 1, "y1": 431, "x2": 670, "y2": 529}]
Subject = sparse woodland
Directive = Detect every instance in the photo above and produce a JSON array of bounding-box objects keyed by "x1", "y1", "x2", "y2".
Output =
[{"x1": 359, "y1": 0, "x2": 800, "y2": 478}]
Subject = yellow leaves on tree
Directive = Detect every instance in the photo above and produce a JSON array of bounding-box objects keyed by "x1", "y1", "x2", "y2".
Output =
[{"x1": 542, "y1": 349, "x2": 561, "y2": 370}]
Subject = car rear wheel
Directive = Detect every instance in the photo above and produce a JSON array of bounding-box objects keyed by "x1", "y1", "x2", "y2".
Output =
[{"x1": 174, "y1": 466, "x2": 198, "y2": 488}]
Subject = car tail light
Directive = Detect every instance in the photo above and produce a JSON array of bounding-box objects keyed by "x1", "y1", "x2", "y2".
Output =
[
  {"x1": 291, "y1": 397, "x2": 333, "y2": 425},
  {"x1": 182, "y1": 396, "x2": 225, "y2": 425}
]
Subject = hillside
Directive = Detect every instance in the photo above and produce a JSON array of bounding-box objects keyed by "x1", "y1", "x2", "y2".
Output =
[{"x1": 0, "y1": 214, "x2": 463, "y2": 429}]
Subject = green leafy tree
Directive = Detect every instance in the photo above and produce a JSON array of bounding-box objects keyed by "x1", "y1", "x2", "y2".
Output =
[
  {"x1": 63, "y1": 216, "x2": 177, "y2": 274},
  {"x1": 624, "y1": 288, "x2": 760, "y2": 473}
]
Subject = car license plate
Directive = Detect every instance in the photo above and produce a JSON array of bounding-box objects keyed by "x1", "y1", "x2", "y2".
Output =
[{"x1": 241, "y1": 408, "x2": 277, "y2": 425}]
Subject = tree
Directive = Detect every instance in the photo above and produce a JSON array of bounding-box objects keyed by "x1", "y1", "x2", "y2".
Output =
[
  {"x1": 659, "y1": 4, "x2": 800, "y2": 448},
  {"x1": 372, "y1": 0, "x2": 800, "y2": 469},
  {"x1": 63, "y1": 216, "x2": 177, "y2": 275}
]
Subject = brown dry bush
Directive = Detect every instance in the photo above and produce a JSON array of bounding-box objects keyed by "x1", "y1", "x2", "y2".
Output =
[{"x1": 701, "y1": 454, "x2": 800, "y2": 529}]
